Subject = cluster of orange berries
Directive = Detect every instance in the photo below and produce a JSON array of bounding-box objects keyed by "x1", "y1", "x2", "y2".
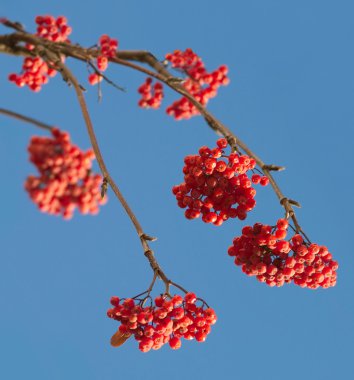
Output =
[
  {"x1": 173, "y1": 139, "x2": 269, "y2": 226},
  {"x1": 165, "y1": 49, "x2": 229, "y2": 120},
  {"x1": 8, "y1": 15, "x2": 72, "y2": 92},
  {"x1": 137, "y1": 78, "x2": 164, "y2": 108},
  {"x1": 25, "y1": 128, "x2": 106, "y2": 219},
  {"x1": 137, "y1": 49, "x2": 228, "y2": 118},
  {"x1": 34, "y1": 15, "x2": 72, "y2": 42},
  {"x1": 88, "y1": 35, "x2": 118, "y2": 85},
  {"x1": 228, "y1": 219, "x2": 338, "y2": 289},
  {"x1": 107, "y1": 292, "x2": 217, "y2": 352}
]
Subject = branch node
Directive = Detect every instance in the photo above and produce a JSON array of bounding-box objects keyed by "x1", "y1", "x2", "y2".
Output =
[
  {"x1": 140, "y1": 233, "x2": 157, "y2": 242},
  {"x1": 288, "y1": 199, "x2": 301, "y2": 208},
  {"x1": 280, "y1": 197, "x2": 295, "y2": 218},
  {"x1": 166, "y1": 77, "x2": 184, "y2": 85},
  {"x1": 144, "y1": 249, "x2": 159, "y2": 271},
  {"x1": 263, "y1": 164, "x2": 286, "y2": 172},
  {"x1": 101, "y1": 177, "x2": 108, "y2": 199},
  {"x1": 225, "y1": 135, "x2": 238, "y2": 151},
  {"x1": 280, "y1": 197, "x2": 288, "y2": 206}
]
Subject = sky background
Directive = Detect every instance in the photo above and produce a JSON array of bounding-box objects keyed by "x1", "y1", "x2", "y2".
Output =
[{"x1": 1, "y1": 1, "x2": 354, "y2": 379}]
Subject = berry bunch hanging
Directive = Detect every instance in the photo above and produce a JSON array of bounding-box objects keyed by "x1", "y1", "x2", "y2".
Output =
[
  {"x1": 228, "y1": 219, "x2": 338, "y2": 288},
  {"x1": 88, "y1": 34, "x2": 119, "y2": 85},
  {"x1": 34, "y1": 15, "x2": 72, "y2": 42},
  {"x1": 173, "y1": 138, "x2": 269, "y2": 226},
  {"x1": 8, "y1": 15, "x2": 72, "y2": 92},
  {"x1": 25, "y1": 128, "x2": 106, "y2": 219},
  {"x1": 165, "y1": 48, "x2": 229, "y2": 120},
  {"x1": 107, "y1": 292, "x2": 217, "y2": 352},
  {"x1": 137, "y1": 48, "x2": 228, "y2": 118},
  {"x1": 137, "y1": 77, "x2": 164, "y2": 109}
]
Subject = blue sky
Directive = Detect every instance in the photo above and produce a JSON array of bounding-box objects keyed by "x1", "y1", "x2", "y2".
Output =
[{"x1": 1, "y1": 1, "x2": 353, "y2": 379}]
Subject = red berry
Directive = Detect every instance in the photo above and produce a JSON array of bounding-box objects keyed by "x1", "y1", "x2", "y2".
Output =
[
  {"x1": 169, "y1": 337, "x2": 181, "y2": 349},
  {"x1": 88, "y1": 73, "x2": 103, "y2": 85},
  {"x1": 260, "y1": 176, "x2": 269, "y2": 186}
]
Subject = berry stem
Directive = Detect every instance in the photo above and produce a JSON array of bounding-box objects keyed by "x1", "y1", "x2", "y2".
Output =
[
  {"x1": 169, "y1": 281, "x2": 188, "y2": 294},
  {"x1": 132, "y1": 270, "x2": 158, "y2": 300}
]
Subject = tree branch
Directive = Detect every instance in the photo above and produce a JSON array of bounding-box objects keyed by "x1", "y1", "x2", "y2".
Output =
[
  {"x1": 45, "y1": 50, "x2": 172, "y2": 287},
  {"x1": 0, "y1": 107, "x2": 53, "y2": 131},
  {"x1": 0, "y1": 25, "x2": 306, "y2": 236}
]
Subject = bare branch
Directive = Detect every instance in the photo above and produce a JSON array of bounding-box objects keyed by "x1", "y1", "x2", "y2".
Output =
[
  {"x1": 0, "y1": 25, "x2": 307, "y2": 235},
  {"x1": 0, "y1": 108, "x2": 53, "y2": 131}
]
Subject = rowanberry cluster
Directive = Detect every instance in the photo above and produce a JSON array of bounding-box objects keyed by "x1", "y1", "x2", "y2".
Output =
[
  {"x1": 8, "y1": 57, "x2": 57, "y2": 92},
  {"x1": 107, "y1": 292, "x2": 217, "y2": 352},
  {"x1": 34, "y1": 15, "x2": 72, "y2": 42},
  {"x1": 228, "y1": 219, "x2": 338, "y2": 289},
  {"x1": 8, "y1": 15, "x2": 71, "y2": 92},
  {"x1": 173, "y1": 139, "x2": 269, "y2": 226},
  {"x1": 165, "y1": 48, "x2": 229, "y2": 120},
  {"x1": 137, "y1": 77, "x2": 164, "y2": 109},
  {"x1": 88, "y1": 34, "x2": 118, "y2": 85},
  {"x1": 25, "y1": 128, "x2": 106, "y2": 219}
]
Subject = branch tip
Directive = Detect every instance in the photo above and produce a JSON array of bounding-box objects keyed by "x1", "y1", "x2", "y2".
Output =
[
  {"x1": 288, "y1": 199, "x2": 301, "y2": 208},
  {"x1": 140, "y1": 233, "x2": 157, "y2": 242},
  {"x1": 101, "y1": 177, "x2": 108, "y2": 199}
]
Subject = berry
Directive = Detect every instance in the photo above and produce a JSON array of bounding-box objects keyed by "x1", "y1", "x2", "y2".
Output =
[
  {"x1": 88, "y1": 73, "x2": 103, "y2": 85},
  {"x1": 169, "y1": 337, "x2": 182, "y2": 350}
]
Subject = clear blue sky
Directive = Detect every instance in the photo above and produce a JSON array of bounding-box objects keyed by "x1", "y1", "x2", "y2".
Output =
[{"x1": 1, "y1": 1, "x2": 353, "y2": 379}]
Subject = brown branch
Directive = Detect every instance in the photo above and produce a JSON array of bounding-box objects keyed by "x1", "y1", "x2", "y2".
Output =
[
  {"x1": 0, "y1": 107, "x2": 53, "y2": 131},
  {"x1": 0, "y1": 26, "x2": 306, "y2": 236},
  {"x1": 44, "y1": 50, "x2": 173, "y2": 288}
]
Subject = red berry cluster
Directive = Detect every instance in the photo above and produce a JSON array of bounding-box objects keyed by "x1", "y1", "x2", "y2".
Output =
[
  {"x1": 8, "y1": 57, "x2": 57, "y2": 92},
  {"x1": 8, "y1": 15, "x2": 72, "y2": 92},
  {"x1": 165, "y1": 49, "x2": 229, "y2": 120},
  {"x1": 172, "y1": 139, "x2": 269, "y2": 226},
  {"x1": 228, "y1": 219, "x2": 338, "y2": 289},
  {"x1": 88, "y1": 35, "x2": 118, "y2": 85},
  {"x1": 137, "y1": 78, "x2": 164, "y2": 109},
  {"x1": 25, "y1": 128, "x2": 107, "y2": 219},
  {"x1": 34, "y1": 15, "x2": 72, "y2": 42},
  {"x1": 107, "y1": 292, "x2": 217, "y2": 352}
]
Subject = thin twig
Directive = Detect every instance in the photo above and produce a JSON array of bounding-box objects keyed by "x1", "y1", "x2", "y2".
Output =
[
  {"x1": 0, "y1": 108, "x2": 53, "y2": 131},
  {"x1": 169, "y1": 281, "x2": 188, "y2": 294},
  {"x1": 86, "y1": 60, "x2": 126, "y2": 92},
  {"x1": 49, "y1": 52, "x2": 172, "y2": 289}
]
